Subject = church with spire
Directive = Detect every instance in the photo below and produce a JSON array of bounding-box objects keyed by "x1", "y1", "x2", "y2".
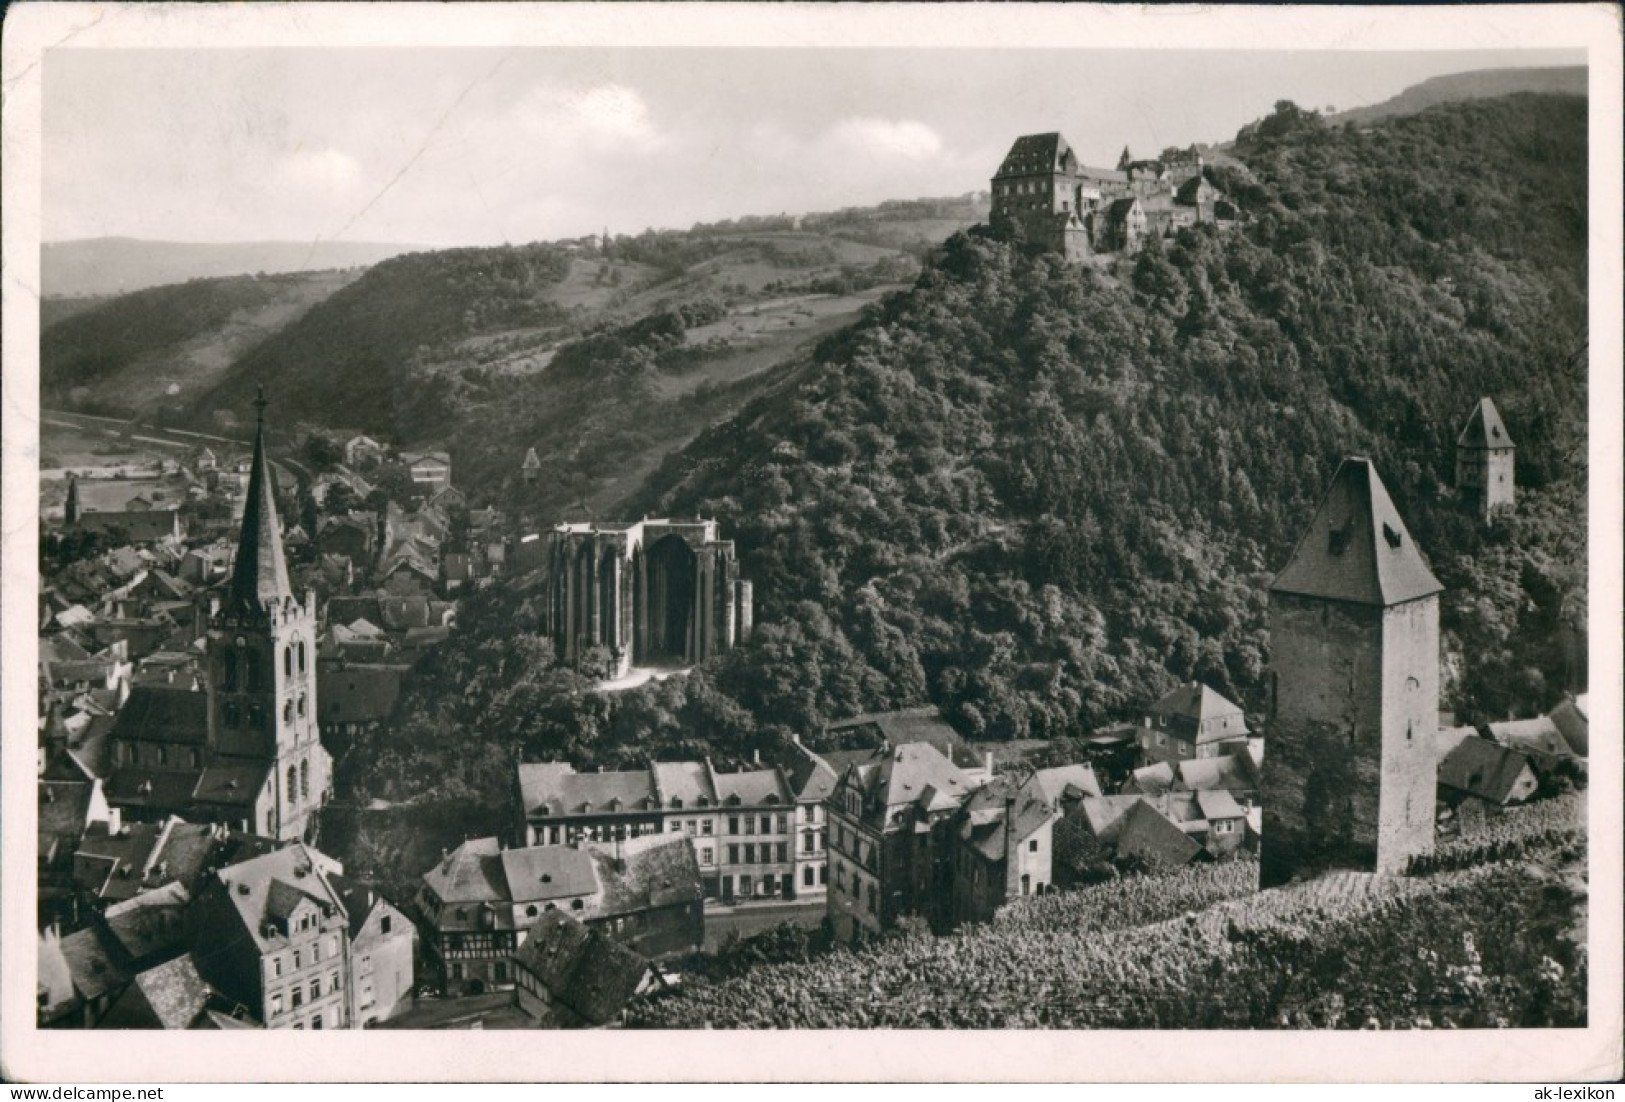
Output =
[{"x1": 103, "y1": 390, "x2": 331, "y2": 842}]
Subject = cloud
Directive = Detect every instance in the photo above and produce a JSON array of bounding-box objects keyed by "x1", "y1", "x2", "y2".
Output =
[
  {"x1": 823, "y1": 117, "x2": 944, "y2": 160},
  {"x1": 273, "y1": 147, "x2": 364, "y2": 195},
  {"x1": 567, "y1": 83, "x2": 661, "y2": 149}
]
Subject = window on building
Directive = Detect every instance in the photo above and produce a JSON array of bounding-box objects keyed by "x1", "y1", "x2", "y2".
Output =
[
  {"x1": 285, "y1": 646, "x2": 293, "y2": 677},
  {"x1": 686, "y1": 820, "x2": 696, "y2": 835},
  {"x1": 701, "y1": 847, "x2": 713, "y2": 865},
  {"x1": 820, "y1": 864, "x2": 828, "y2": 885},
  {"x1": 744, "y1": 817, "x2": 755, "y2": 836},
  {"x1": 669, "y1": 820, "x2": 682, "y2": 833},
  {"x1": 266, "y1": 809, "x2": 275, "y2": 834},
  {"x1": 728, "y1": 844, "x2": 739, "y2": 864},
  {"x1": 760, "y1": 816, "x2": 772, "y2": 835},
  {"x1": 291, "y1": 988, "x2": 303, "y2": 1009},
  {"x1": 776, "y1": 814, "x2": 788, "y2": 834},
  {"x1": 270, "y1": 993, "x2": 284, "y2": 1016},
  {"x1": 701, "y1": 820, "x2": 713, "y2": 836},
  {"x1": 297, "y1": 694, "x2": 307, "y2": 718},
  {"x1": 740, "y1": 875, "x2": 753, "y2": 897},
  {"x1": 744, "y1": 844, "x2": 756, "y2": 864},
  {"x1": 293, "y1": 950, "x2": 302, "y2": 969},
  {"x1": 804, "y1": 866, "x2": 815, "y2": 887},
  {"x1": 272, "y1": 957, "x2": 283, "y2": 977},
  {"x1": 313, "y1": 941, "x2": 322, "y2": 963},
  {"x1": 776, "y1": 842, "x2": 788, "y2": 864},
  {"x1": 286, "y1": 766, "x2": 298, "y2": 802},
  {"x1": 570, "y1": 899, "x2": 583, "y2": 911},
  {"x1": 298, "y1": 642, "x2": 307, "y2": 674},
  {"x1": 312, "y1": 1014, "x2": 323, "y2": 1030},
  {"x1": 835, "y1": 863, "x2": 845, "y2": 890},
  {"x1": 727, "y1": 816, "x2": 739, "y2": 835},
  {"x1": 1029, "y1": 839, "x2": 1039, "y2": 853},
  {"x1": 867, "y1": 883, "x2": 877, "y2": 914},
  {"x1": 300, "y1": 760, "x2": 310, "y2": 798},
  {"x1": 309, "y1": 980, "x2": 320, "y2": 1001},
  {"x1": 803, "y1": 831, "x2": 815, "y2": 854}
]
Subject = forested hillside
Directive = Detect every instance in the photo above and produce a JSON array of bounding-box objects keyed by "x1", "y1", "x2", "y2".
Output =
[
  {"x1": 40, "y1": 270, "x2": 363, "y2": 415},
  {"x1": 339, "y1": 94, "x2": 1587, "y2": 822}
]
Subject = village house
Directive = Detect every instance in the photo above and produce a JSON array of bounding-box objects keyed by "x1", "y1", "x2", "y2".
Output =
[
  {"x1": 1486, "y1": 715, "x2": 1582, "y2": 774},
  {"x1": 511, "y1": 912, "x2": 659, "y2": 1028},
  {"x1": 1437, "y1": 735, "x2": 1539, "y2": 816},
  {"x1": 63, "y1": 477, "x2": 186, "y2": 545},
  {"x1": 765, "y1": 735, "x2": 839, "y2": 904},
  {"x1": 343, "y1": 435, "x2": 384, "y2": 468},
  {"x1": 1135, "y1": 681, "x2": 1250, "y2": 767},
  {"x1": 417, "y1": 834, "x2": 702, "y2": 996},
  {"x1": 401, "y1": 450, "x2": 453, "y2": 495},
  {"x1": 949, "y1": 776, "x2": 1058, "y2": 925},
  {"x1": 187, "y1": 843, "x2": 353, "y2": 1030},
  {"x1": 825, "y1": 740, "x2": 976, "y2": 943},
  {"x1": 329, "y1": 875, "x2": 416, "y2": 1026}
]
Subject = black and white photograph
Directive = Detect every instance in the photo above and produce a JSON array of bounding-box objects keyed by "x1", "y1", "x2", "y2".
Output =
[{"x1": 2, "y1": 1, "x2": 1620, "y2": 1085}]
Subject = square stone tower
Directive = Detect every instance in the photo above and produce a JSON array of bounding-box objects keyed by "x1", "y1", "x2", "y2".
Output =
[
  {"x1": 1260, "y1": 457, "x2": 1443, "y2": 887},
  {"x1": 1455, "y1": 397, "x2": 1516, "y2": 520}
]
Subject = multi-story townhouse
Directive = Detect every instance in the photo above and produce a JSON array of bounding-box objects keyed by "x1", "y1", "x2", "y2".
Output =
[
  {"x1": 825, "y1": 741, "x2": 977, "y2": 943},
  {"x1": 187, "y1": 843, "x2": 352, "y2": 1030},
  {"x1": 711, "y1": 766, "x2": 796, "y2": 903}
]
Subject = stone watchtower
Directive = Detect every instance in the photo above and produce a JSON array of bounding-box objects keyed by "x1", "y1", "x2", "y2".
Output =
[
  {"x1": 1455, "y1": 397, "x2": 1515, "y2": 520},
  {"x1": 206, "y1": 389, "x2": 329, "y2": 841},
  {"x1": 1260, "y1": 457, "x2": 1442, "y2": 887}
]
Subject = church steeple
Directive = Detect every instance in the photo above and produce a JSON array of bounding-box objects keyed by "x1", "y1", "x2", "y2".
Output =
[{"x1": 227, "y1": 387, "x2": 292, "y2": 615}]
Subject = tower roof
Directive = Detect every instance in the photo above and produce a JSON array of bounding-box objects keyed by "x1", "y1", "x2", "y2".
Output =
[
  {"x1": 227, "y1": 388, "x2": 292, "y2": 615},
  {"x1": 995, "y1": 133, "x2": 1073, "y2": 178},
  {"x1": 1271, "y1": 457, "x2": 1442, "y2": 607},
  {"x1": 1457, "y1": 397, "x2": 1515, "y2": 450}
]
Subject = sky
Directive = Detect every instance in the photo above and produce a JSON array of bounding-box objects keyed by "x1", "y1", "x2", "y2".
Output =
[{"x1": 43, "y1": 46, "x2": 1585, "y2": 248}]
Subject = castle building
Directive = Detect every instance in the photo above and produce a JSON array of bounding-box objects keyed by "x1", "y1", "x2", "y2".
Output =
[
  {"x1": 543, "y1": 519, "x2": 753, "y2": 679},
  {"x1": 1455, "y1": 397, "x2": 1516, "y2": 519},
  {"x1": 991, "y1": 133, "x2": 1233, "y2": 261},
  {"x1": 1260, "y1": 457, "x2": 1442, "y2": 887},
  {"x1": 104, "y1": 391, "x2": 331, "y2": 842}
]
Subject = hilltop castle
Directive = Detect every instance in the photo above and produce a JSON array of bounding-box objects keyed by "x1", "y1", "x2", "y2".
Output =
[{"x1": 990, "y1": 133, "x2": 1238, "y2": 260}]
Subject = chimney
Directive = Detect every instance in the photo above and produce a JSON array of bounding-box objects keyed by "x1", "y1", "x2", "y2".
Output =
[
  {"x1": 753, "y1": 749, "x2": 761, "y2": 766},
  {"x1": 107, "y1": 807, "x2": 122, "y2": 835},
  {"x1": 985, "y1": 751, "x2": 995, "y2": 776}
]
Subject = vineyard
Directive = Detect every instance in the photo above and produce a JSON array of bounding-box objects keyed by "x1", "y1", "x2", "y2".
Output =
[
  {"x1": 1408, "y1": 792, "x2": 1586, "y2": 875},
  {"x1": 626, "y1": 804, "x2": 1586, "y2": 1029}
]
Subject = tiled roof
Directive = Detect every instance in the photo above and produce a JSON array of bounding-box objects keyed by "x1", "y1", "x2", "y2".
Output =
[
  {"x1": 766, "y1": 740, "x2": 840, "y2": 803},
  {"x1": 1271, "y1": 457, "x2": 1443, "y2": 607},
  {"x1": 212, "y1": 843, "x2": 347, "y2": 952},
  {"x1": 713, "y1": 766, "x2": 791, "y2": 808},
  {"x1": 191, "y1": 760, "x2": 271, "y2": 808},
  {"x1": 115, "y1": 954, "x2": 214, "y2": 1029},
  {"x1": 955, "y1": 778, "x2": 1056, "y2": 861},
  {"x1": 652, "y1": 761, "x2": 717, "y2": 808},
  {"x1": 851, "y1": 741, "x2": 974, "y2": 822},
  {"x1": 1147, "y1": 682, "x2": 1249, "y2": 742},
  {"x1": 109, "y1": 684, "x2": 209, "y2": 745},
  {"x1": 1194, "y1": 788, "x2": 1245, "y2": 821},
  {"x1": 1547, "y1": 696, "x2": 1589, "y2": 757},
  {"x1": 1114, "y1": 800, "x2": 1203, "y2": 866},
  {"x1": 1029, "y1": 764, "x2": 1103, "y2": 806},
  {"x1": 499, "y1": 846, "x2": 600, "y2": 904},
  {"x1": 1435, "y1": 725, "x2": 1480, "y2": 760},
  {"x1": 1438, "y1": 735, "x2": 1535, "y2": 805},
  {"x1": 421, "y1": 836, "x2": 506, "y2": 904},
  {"x1": 1126, "y1": 762, "x2": 1176, "y2": 797},
  {"x1": 1488, "y1": 717, "x2": 1577, "y2": 761},
  {"x1": 1174, "y1": 754, "x2": 1258, "y2": 794},
  {"x1": 102, "y1": 881, "x2": 191, "y2": 961},
  {"x1": 39, "y1": 779, "x2": 98, "y2": 862},
  {"x1": 517, "y1": 764, "x2": 657, "y2": 817},
  {"x1": 1074, "y1": 796, "x2": 1144, "y2": 845},
  {"x1": 59, "y1": 925, "x2": 132, "y2": 1003},
  {"x1": 1457, "y1": 397, "x2": 1515, "y2": 449},
  {"x1": 513, "y1": 912, "x2": 650, "y2": 1026},
  {"x1": 825, "y1": 706, "x2": 984, "y2": 770}
]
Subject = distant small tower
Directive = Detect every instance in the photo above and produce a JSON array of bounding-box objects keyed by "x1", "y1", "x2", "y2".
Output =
[
  {"x1": 64, "y1": 476, "x2": 80, "y2": 527},
  {"x1": 1117, "y1": 145, "x2": 1133, "y2": 171},
  {"x1": 1455, "y1": 397, "x2": 1515, "y2": 520},
  {"x1": 521, "y1": 447, "x2": 541, "y2": 485},
  {"x1": 1260, "y1": 457, "x2": 1442, "y2": 887}
]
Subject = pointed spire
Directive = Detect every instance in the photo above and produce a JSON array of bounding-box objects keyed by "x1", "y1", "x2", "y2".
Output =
[
  {"x1": 1271, "y1": 457, "x2": 1442, "y2": 607},
  {"x1": 227, "y1": 386, "x2": 293, "y2": 615}
]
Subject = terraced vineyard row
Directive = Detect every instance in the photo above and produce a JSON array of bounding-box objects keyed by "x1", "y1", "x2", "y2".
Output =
[{"x1": 627, "y1": 842, "x2": 1585, "y2": 1029}]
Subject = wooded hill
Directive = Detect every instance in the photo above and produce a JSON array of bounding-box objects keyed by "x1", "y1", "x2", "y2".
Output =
[{"x1": 337, "y1": 93, "x2": 1587, "y2": 823}]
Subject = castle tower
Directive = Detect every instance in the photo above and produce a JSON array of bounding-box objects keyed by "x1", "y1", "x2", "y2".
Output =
[
  {"x1": 1260, "y1": 457, "x2": 1442, "y2": 887},
  {"x1": 64, "y1": 476, "x2": 80, "y2": 526},
  {"x1": 1455, "y1": 397, "x2": 1515, "y2": 520},
  {"x1": 990, "y1": 133, "x2": 1091, "y2": 260},
  {"x1": 206, "y1": 388, "x2": 329, "y2": 841}
]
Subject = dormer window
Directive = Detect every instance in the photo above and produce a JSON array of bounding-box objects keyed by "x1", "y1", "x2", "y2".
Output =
[{"x1": 1383, "y1": 523, "x2": 1403, "y2": 549}]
